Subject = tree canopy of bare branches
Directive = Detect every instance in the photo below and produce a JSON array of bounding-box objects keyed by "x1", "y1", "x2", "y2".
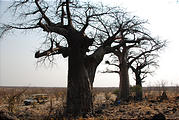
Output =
[
  {"x1": 103, "y1": 15, "x2": 166, "y2": 100},
  {"x1": 1, "y1": 0, "x2": 145, "y2": 116}
]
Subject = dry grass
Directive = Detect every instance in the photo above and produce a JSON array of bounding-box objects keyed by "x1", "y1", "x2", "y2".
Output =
[{"x1": 0, "y1": 86, "x2": 178, "y2": 119}]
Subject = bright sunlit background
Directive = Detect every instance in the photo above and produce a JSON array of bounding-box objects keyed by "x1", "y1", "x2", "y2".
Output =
[{"x1": 0, "y1": 0, "x2": 179, "y2": 87}]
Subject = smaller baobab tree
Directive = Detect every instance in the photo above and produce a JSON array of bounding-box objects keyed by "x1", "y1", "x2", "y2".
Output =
[
  {"x1": 130, "y1": 54, "x2": 158, "y2": 100},
  {"x1": 129, "y1": 42, "x2": 165, "y2": 100},
  {"x1": 104, "y1": 14, "x2": 166, "y2": 101}
]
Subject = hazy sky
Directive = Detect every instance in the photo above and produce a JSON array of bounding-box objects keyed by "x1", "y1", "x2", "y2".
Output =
[{"x1": 0, "y1": 0, "x2": 179, "y2": 87}]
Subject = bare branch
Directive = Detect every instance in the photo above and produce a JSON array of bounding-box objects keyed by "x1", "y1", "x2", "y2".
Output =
[
  {"x1": 35, "y1": 45, "x2": 68, "y2": 58},
  {"x1": 105, "y1": 60, "x2": 120, "y2": 68},
  {"x1": 100, "y1": 68, "x2": 119, "y2": 74},
  {"x1": 66, "y1": 0, "x2": 72, "y2": 26},
  {"x1": 35, "y1": 0, "x2": 51, "y2": 25},
  {"x1": 80, "y1": 17, "x2": 89, "y2": 33},
  {"x1": 97, "y1": 16, "x2": 110, "y2": 37},
  {"x1": 61, "y1": 3, "x2": 65, "y2": 25},
  {"x1": 0, "y1": 24, "x2": 39, "y2": 38}
]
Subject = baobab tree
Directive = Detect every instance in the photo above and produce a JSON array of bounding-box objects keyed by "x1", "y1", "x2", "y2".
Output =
[
  {"x1": 0, "y1": 0, "x2": 130, "y2": 116},
  {"x1": 104, "y1": 15, "x2": 166, "y2": 101},
  {"x1": 129, "y1": 42, "x2": 165, "y2": 100}
]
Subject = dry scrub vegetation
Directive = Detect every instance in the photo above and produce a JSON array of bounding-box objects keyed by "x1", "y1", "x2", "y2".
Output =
[{"x1": 0, "y1": 87, "x2": 179, "y2": 119}]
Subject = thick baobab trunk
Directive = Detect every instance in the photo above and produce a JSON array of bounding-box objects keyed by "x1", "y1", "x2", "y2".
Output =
[
  {"x1": 118, "y1": 46, "x2": 130, "y2": 101},
  {"x1": 66, "y1": 33, "x2": 92, "y2": 116},
  {"x1": 67, "y1": 55, "x2": 92, "y2": 116},
  {"x1": 135, "y1": 74, "x2": 143, "y2": 100},
  {"x1": 119, "y1": 61, "x2": 130, "y2": 101}
]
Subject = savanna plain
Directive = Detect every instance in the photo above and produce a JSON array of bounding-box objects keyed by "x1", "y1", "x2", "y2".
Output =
[{"x1": 0, "y1": 86, "x2": 179, "y2": 120}]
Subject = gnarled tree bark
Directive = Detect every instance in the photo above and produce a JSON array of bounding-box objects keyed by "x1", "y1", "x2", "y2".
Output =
[
  {"x1": 119, "y1": 56, "x2": 130, "y2": 101},
  {"x1": 66, "y1": 30, "x2": 93, "y2": 116},
  {"x1": 135, "y1": 71, "x2": 143, "y2": 101}
]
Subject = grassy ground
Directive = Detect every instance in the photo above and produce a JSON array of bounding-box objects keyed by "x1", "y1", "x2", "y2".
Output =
[{"x1": 0, "y1": 87, "x2": 178, "y2": 119}]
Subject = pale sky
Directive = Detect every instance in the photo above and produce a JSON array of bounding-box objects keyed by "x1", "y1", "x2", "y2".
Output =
[{"x1": 0, "y1": 0, "x2": 179, "y2": 87}]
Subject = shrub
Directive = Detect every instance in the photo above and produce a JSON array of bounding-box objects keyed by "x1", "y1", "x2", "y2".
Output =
[
  {"x1": 112, "y1": 89, "x2": 119, "y2": 96},
  {"x1": 130, "y1": 85, "x2": 142, "y2": 93}
]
